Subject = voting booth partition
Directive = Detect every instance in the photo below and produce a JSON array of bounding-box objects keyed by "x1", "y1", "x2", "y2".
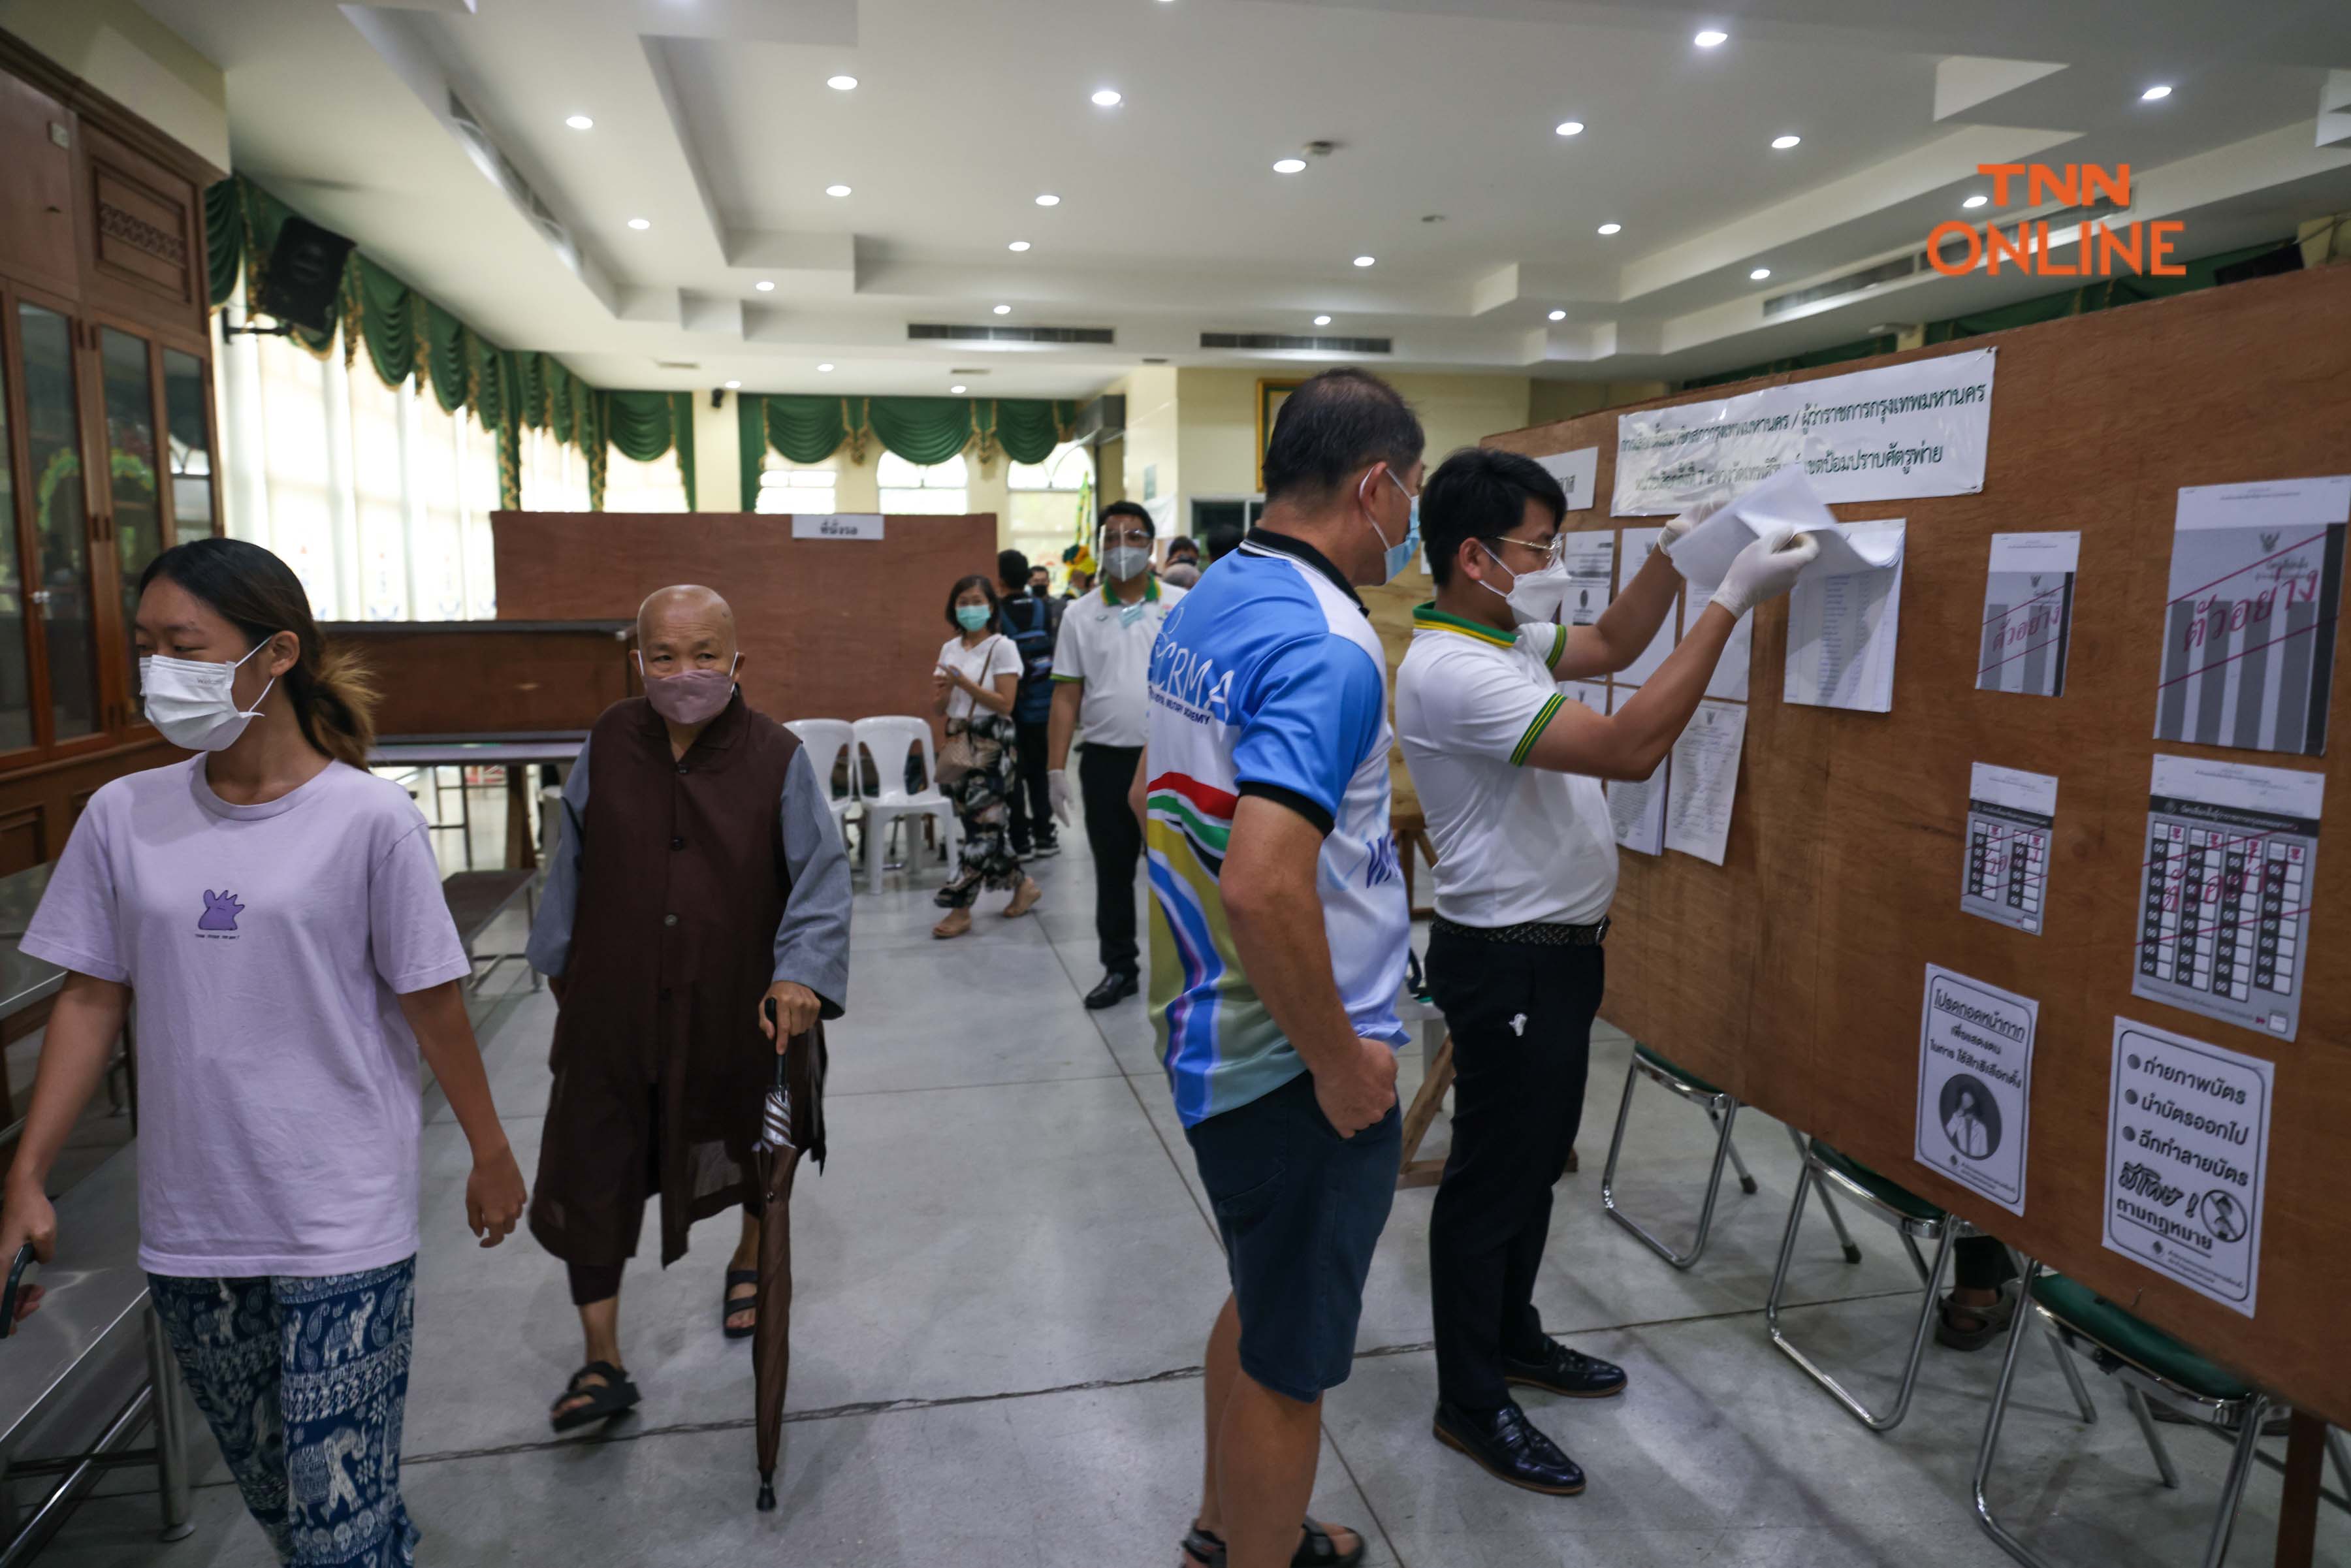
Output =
[{"x1": 1481, "y1": 260, "x2": 2351, "y2": 1430}]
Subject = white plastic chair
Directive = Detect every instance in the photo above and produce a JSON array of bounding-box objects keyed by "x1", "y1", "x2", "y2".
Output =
[
  {"x1": 851, "y1": 715, "x2": 958, "y2": 893},
  {"x1": 783, "y1": 718, "x2": 859, "y2": 842}
]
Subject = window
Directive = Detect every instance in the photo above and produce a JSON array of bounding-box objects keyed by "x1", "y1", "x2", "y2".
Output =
[
  {"x1": 1008, "y1": 440, "x2": 1091, "y2": 586},
  {"x1": 603, "y1": 447, "x2": 689, "y2": 513},
  {"x1": 519, "y1": 424, "x2": 590, "y2": 513},
  {"x1": 878, "y1": 451, "x2": 968, "y2": 514},
  {"x1": 755, "y1": 455, "x2": 837, "y2": 517}
]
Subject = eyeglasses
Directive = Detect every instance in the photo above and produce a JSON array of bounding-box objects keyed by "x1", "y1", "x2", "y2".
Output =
[
  {"x1": 1100, "y1": 528, "x2": 1155, "y2": 548},
  {"x1": 1480, "y1": 533, "x2": 1570, "y2": 569}
]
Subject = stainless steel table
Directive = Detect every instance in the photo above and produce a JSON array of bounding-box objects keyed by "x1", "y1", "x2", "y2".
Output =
[{"x1": 371, "y1": 737, "x2": 585, "y2": 872}]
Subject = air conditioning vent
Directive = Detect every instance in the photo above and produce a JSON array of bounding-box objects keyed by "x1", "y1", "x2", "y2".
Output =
[
  {"x1": 1200, "y1": 332, "x2": 1392, "y2": 354},
  {"x1": 1770, "y1": 200, "x2": 2135, "y2": 321},
  {"x1": 1073, "y1": 394, "x2": 1126, "y2": 447},
  {"x1": 447, "y1": 91, "x2": 578, "y2": 261},
  {"x1": 654, "y1": 360, "x2": 701, "y2": 371},
  {"x1": 908, "y1": 323, "x2": 1115, "y2": 344}
]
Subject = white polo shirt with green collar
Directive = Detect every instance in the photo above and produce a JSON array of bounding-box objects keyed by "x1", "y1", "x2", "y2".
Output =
[
  {"x1": 1394, "y1": 603, "x2": 1618, "y2": 928},
  {"x1": 1050, "y1": 573, "x2": 1187, "y2": 747}
]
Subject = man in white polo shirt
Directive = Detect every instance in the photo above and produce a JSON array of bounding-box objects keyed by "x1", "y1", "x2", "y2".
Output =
[
  {"x1": 1046, "y1": 501, "x2": 1186, "y2": 1009},
  {"x1": 1395, "y1": 447, "x2": 1814, "y2": 1495}
]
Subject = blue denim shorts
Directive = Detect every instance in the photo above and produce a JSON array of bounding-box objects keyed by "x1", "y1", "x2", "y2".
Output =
[{"x1": 1185, "y1": 1068, "x2": 1402, "y2": 1402}]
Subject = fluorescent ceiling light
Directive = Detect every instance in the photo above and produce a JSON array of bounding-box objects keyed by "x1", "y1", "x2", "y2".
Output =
[
  {"x1": 1273, "y1": 157, "x2": 1307, "y2": 174},
  {"x1": 1749, "y1": 266, "x2": 1772, "y2": 280},
  {"x1": 1034, "y1": 193, "x2": 1061, "y2": 206},
  {"x1": 627, "y1": 217, "x2": 650, "y2": 230},
  {"x1": 1312, "y1": 314, "x2": 1332, "y2": 325},
  {"x1": 2141, "y1": 84, "x2": 2173, "y2": 101},
  {"x1": 993, "y1": 304, "x2": 1012, "y2": 314},
  {"x1": 1694, "y1": 29, "x2": 1728, "y2": 47},
  {"x1": 1091, "y1": 89, "x2": 1123, "y2": 107},
  {"x1": 1008, "y1": 240, "x2": 1031, "y2": 251},
  {"x1": 826, "y1": 74, "x2": 857, "y2": 91},
  {"x1": 1352, "y1": 255, "x2": 1375, "y2": 267},
  {"x1": 1548, "y1": 309, "x2": 1566, "y2": 321},
  {"x1": 565, "y1": 114, "x2": 593, "y2": 131},
  {"x1": 1597, "y1": 222, "x2": 1622, "y2": 235},
  {"x1": 1770, "y1": 135, "x2": 1801, "y2": 150},
  {"x1": 1962, "y1": 194, "x2": 1989, "y2": 209},
  {"x1": 825, "y1": 184, "x2": 852, "y2": 197},
  {"x1": 755, "y1": 280, "x2": 775, "y2": 291},
  {"x1": 1555, "y1": 120, "x2": 1584, "y2": 136}
]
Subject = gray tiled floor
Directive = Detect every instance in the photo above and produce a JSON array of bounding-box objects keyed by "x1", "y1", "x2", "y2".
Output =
[{"x1": 37, "y1": 820, "x2": 2351, "y2": 1565}]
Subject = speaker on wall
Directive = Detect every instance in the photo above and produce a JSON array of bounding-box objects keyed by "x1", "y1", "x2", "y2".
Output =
[{"x1": 255, "y1": 215, "x2": 356, "y2": 333}]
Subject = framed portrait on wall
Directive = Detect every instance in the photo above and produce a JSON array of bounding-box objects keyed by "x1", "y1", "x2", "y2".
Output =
[{"x1": 1255, "y1": 378, "x2": 1303, "y2": 492}]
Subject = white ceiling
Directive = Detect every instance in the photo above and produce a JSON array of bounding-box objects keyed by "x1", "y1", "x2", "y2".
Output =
[{"x1": 135, "y1": 0, "x2": 2351, "y2": 398}]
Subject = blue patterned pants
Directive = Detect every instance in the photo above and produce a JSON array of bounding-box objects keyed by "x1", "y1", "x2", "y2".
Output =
[{"x1": 148, "y1": 1259, "x2": 420, "y2": 1567}]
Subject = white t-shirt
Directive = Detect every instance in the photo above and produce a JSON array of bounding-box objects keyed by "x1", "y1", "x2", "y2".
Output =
[
  {"x1": 1051, "y1": 577, "x2": 1186, "y2": 747},
  {"x1": 21, "y1": 758, "x2": 473, "y2": 1276},
  {"x1": 937, "y1": 633, "x2": 1023, "y2": 721},
  {"x1": 1395, "y1": 606, "x2": 1619, "y2": 928}
]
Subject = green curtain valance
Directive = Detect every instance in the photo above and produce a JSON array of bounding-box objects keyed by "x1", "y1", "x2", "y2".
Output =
[
  {"x1": 600, "y1": 389, "x2": 697, "y2": 510},
  {"x1": 735, "y1": 391, "x2": 1079, "y2": 504}
]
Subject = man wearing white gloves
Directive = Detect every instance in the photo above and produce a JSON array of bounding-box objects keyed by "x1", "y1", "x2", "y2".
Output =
[
  {"x1": 1394, "y1": 448, "x2": 1814, "y2": 1497},
  {"x1": 1046, "y1": 502, "x2": 1188, "y2": 1009}
]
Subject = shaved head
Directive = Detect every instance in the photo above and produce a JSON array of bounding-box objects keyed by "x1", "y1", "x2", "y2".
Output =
[{"x1": 637, "y1": 584, "x2": 739, "y2": 674}]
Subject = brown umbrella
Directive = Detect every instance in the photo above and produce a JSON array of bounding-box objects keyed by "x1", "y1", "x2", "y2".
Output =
[{"x1": 754, "y1": 1010, "x2": 828, "y2": 1511}]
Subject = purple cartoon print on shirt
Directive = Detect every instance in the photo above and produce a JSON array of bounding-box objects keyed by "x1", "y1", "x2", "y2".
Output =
[{"x1": 198, "y1": 890, "x2": 244, "y2": 932}]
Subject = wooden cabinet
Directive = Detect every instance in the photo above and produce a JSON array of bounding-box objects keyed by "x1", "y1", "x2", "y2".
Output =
[{"x1": 0, "y1": 26, "x2": 225, "y2": 864}]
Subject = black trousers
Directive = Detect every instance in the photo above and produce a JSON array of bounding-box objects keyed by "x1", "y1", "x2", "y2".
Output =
[
  {"x1": 1006, "y1": 718, "x2": 1055, "y2": 852},
  {"x1": 1426, "y1": 927, "x2": 1605, "y2": 1410},
  {"x1": 1078, "y1": 743, "x2": 1145, "y2": 976}
]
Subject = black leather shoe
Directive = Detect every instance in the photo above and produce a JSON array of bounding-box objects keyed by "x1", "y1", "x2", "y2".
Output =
[
  {"x1": 1433, "y1": 1401, "x2": 1585, "y2": 1496},
  {"x1": 1504, "y1": 1339, "x2": 1627, "y2": 1399},
  {"x1": 1083, "y1": 971, "x2": 1139, "y2": 1009}
]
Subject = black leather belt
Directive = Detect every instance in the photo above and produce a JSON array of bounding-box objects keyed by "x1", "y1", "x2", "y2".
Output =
[{"x1": 1430, "y1": 915, "x2": 1610, "y2": 947}]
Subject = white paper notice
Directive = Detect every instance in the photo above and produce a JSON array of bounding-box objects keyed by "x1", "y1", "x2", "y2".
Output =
[
  {"x1": 1561, "y1": 532, "x2": 1616, "y2": 627},
  {"x1": 791, "y1": 513, "x2": 885, "y2": 541},
  {"x1": 1561, "y1": 680, "x2": 1608, "y2": 714},
  {"x1": 1664, "y1": 700, "x2": 1746, "y2": 865},
  {"x1": 1692, "y1": 594, "x2": 1753, "y2": 700},
  {"x1": 1962, "y1": 764, "x2": 2058, "y2": 935},
  {"x1": 1978, "y1": 532, "x2": 2079, "y2": 697},
  {"x1": 2103, "y1": 1017, "x2": 2273, "y2": 1317},
  {"x1": 1665, "y1": 465, "x2": 1908, "y2": 586},
  {"x1": 1606, "y1": 687, "x2": 1667, "y2": 854},
  {"x1": 1784, "y1": 522, "x2": 1906, "y2": 712},
  {"x1": 1914, "y1": 966, "x2": 2037, "y2": 1216},
  {"x1": 1536, "y1": 447, "x2": 1601, "y2": 512},
  {"x1": 1618, "y1": 528, "x2": 1679, "y2": 685}
]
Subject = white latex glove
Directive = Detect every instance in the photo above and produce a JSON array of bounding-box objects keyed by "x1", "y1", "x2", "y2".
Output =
[
  {"x1": 1708, "y1": 526, "x2": 1820, "y2": 618},
  {"x1": 1656, "y1": 488, "x2": 1732, "y2": 553},
  {"x1": 1048, "y1": 768, "x2": 1073, "y2": 825}
]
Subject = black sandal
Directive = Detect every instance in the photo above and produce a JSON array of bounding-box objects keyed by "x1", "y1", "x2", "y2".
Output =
[
  {"x1": 1180, "y1": 1520, "x2": 1366, "y2": 1568},
  {"x1": 549, "y1": 1360, "x2": 639, "y2": 1433},
  {"x1": 723, "y1": 1270, "x2": 758, "y2": 1340}
]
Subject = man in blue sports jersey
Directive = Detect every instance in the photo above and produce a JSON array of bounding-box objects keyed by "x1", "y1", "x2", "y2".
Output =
[{"x1": 1141, "y1": 369, "x2": 1422, "y2": 1568}]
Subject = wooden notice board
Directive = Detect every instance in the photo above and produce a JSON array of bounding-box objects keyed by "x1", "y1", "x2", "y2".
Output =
[
  {"x1": 1482, "y1": 261, "x2": 2351, "y2": 1428},
  {"x1": 489, "y1": 511, "x2": 1000, "y2": 735}
]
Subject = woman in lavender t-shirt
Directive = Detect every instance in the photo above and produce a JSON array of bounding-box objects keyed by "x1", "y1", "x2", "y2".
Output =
[{"x1": 0, "y1": 538, "x2": 527, "y2": 1567}]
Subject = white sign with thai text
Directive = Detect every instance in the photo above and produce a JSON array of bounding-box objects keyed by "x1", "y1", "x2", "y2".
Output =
[
  {"x1": 1913, "y1": 965, "x2": 2036, "y2": 1215},
  {"x1": 791, "y1": 513, "x2": 886, "y2": 541}
]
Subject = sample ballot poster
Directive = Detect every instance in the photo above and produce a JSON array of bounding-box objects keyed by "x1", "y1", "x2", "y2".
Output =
[
  {"x1": 2155, "y1": 476, "x2": 2348, "y2": 757},
  {"x1": 1977, "y1": 532, "x2": 2079, "y2": 696},
  {"x1": 1962, "y1": 763, "x2": 2057, "y2": 934},
  {"x1": 1913, "y1": 966, "x2": 2037, "y2": 1216},
  {"x1": 2103, "y1": 1017, "x2": 2272, "y2": 1317},
  {"x1": 2134, "y1": 755, "x2": 2323, "y2": 1040},
  {"x1": 1664, "y1": 699, "x2": 1747, "y2": 865},
  {"x1": 1606, "y1": 688, "x2": 1668, "y2": 855},
  {"x1": 1561, "y1": 532, "x2": 1615, "y2": 627},
  {"x1": 1617, "y1": 528, "x2": 1678, "y2": 683},
  {"x1": 1784, "y1": 522, "x2": 1906, "y2": 712}
]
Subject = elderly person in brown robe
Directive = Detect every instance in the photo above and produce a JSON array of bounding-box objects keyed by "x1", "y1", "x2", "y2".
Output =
[{"x1": 526, "y1": 584, "x2": 851, "y2": 1430}]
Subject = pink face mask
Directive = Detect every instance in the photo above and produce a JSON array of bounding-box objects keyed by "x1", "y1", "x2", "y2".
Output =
[{"x1": 639, "y1": 652, "x2": 739, "y2": 725}]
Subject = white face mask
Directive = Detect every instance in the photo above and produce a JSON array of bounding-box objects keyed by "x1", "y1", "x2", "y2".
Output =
[
  {"x1": 140, "y1": 643, "x2": 276, "y2": 752},
  {"x1": 1102, "y1": 543, "x2": 1153, "y2": 583},
  {"x1": 1475, "y1": 541, "x2": 1570, "y2": 622}
]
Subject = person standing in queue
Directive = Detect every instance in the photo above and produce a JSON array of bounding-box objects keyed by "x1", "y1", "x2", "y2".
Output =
[
  {"x1": 997, "y1": 549, "x2": 1064, "y2": 862},
  {"x1": 931, "y1": 575, "x2": 1045, "y2": 937},
  {"x1": 1, "y1": 536, "x2": 528, "y2": 1565},
  {"x1": 1394, "y1": 448, "x2": 1815, "y2": 1494},
  {"x1": 1140, "y1": 368, "x2": 1424, "y2": 1568},
  {"x1": 530, "y1": 584, "x2": 851, "y2": 1431},
  {"x1": 1046, "y1": 502, "x2": 1187, "y2": 1009}
]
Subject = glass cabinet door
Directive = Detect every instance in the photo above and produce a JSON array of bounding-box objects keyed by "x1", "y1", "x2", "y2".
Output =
[
  {"x1": 0, "y1": 345, "x2": 27, "y2": 754},
  {"x1": 162, "y1": 347, "x2": 213, "y2": 535},
  {"x1": 16, "y1": 303, "x2": 97, "y2": 743},
  {"x1": 101, "y1": 328, "x2": 162, "y2": 680}
]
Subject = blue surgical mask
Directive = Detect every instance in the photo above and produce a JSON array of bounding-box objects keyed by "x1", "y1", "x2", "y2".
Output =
[
  {"x1": 1363, "y1": 468, "x2": 1420, "y2": 584},
  {"x1": 954, "y1": 604, "x2": 991, "y2": 632}
]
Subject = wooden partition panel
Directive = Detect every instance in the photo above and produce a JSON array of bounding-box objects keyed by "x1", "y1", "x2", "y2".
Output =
[
  {"x1": 490, "y1": 512, "x2": 1001, "y2": 734},
  {"x1": 323, "y1": 621, "x2": 636, "y2": 737},
  {"x1": 1485, "y1": 261, "x2": 2351, "y2": 1426}
]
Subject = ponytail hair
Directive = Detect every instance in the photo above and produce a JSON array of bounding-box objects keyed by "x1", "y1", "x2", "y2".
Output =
[{"x1": 138, "y1": 537, "x2": 378, "y2": 769}]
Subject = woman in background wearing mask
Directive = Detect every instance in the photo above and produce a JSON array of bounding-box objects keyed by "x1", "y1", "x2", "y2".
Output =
[
  {"x1": 0, "y1": 537, "x2": 526, "y2": 1565},
  {"x1": 931, "y1": 575, "x2": 1042, "y2": 938}
]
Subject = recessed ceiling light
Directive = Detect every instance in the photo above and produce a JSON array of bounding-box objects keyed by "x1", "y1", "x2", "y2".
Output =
[
  {"x1": 826, "y1": 74, "x2": 857, "y2": 91},
  {"x1": 1008, "y1": 240, "x2": 1031, "y2": 251},
  {"x1": 1091, "y1": 89, "x2": 1123, "y2": 107},
  {"x1": 1962, "y1": 194, "x2": 1989, "y2": 210},
  {"x1": 817, "y1": 362, "x2": 835, "y2": 372},
  {"x1": 565, "y1": 114, "x2": 594, "y2": 131},
  {"x1": 1273, "y1": 157, "x2": 1307, "y2": 174},
  {"x1": 1597, "y1": 221, "x2": 1622, "y2": 235},
  {"x1": 627, "y1": 217, "x2": 650, "y2": 230},
  {"x1": 993, "y1": 303, "x2": 1012, "y2": 314},
  {"x1": 1555, "y1": 120, "x2": 1585, "y2": 136},
  {"x1": 724, "y1": 379, "x2": 741, "y2": 389},
  {"x1": 1352, "y1": 255, "x2": 1375, "y2": 267},
  {"x1": 1313, "y1": 314, "x2": 1332, "y2": 325},
  {"x1": 950, "y1": 384, "x2": 967, "y2": 394},
  {"x1": 1548, "y1": 309, "x2": 1567, "y2": 321},
  {"x1": 1034, "y1": 193, "x2": 1061, "y2": 206},
  {"x1": 755, "y1": 280, "x2": 775, "y2": 291},
  {"x1": 825, "y1": 184, "x2": 852, "y2": 197},
  {"x1": 1770, "y1": 135, "x2": 1802, "y2": 150},
  {"x1": 1694, "y1": 29, "x2": 1728, "y2": 47},
  {"x1": 2141, "y1": 84, "x2": 2173, "y2": 101},
  {"x1": 1750, "y1": 266, "x2": 1772, "y2": 280}
]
